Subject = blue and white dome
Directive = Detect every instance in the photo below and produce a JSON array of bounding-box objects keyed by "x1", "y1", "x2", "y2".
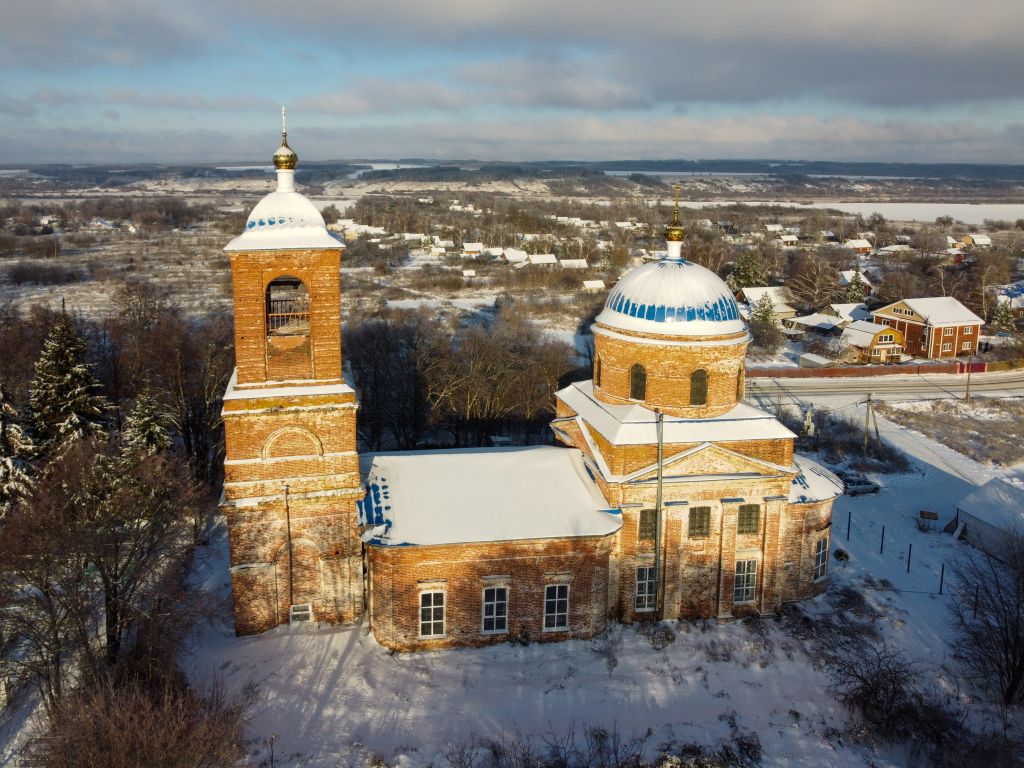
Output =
[{"x1": 595, "y1": 249, "x2": 745, "y2": 337}]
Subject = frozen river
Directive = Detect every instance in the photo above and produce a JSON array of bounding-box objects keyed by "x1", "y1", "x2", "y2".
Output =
[{"x1": 679, "y1": 200, "x2": 1024, "y2": 226}]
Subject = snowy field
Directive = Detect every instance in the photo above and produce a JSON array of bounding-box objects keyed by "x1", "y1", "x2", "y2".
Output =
[{"x1": 180, "y1": 402, "x2": 1020, "y2": 768}]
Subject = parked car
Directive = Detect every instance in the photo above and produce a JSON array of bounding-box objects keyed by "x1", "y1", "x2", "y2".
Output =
[{"x1": 838, "y1": 471, "x2": 880, "y2": 496}]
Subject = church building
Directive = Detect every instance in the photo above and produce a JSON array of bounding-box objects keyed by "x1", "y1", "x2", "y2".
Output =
[{"x1": 220, "y1": 125, "x2": 842, "y2": 650}]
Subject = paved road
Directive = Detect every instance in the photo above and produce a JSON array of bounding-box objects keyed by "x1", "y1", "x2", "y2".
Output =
[{"x1": 747, "y1": 368, "x2": 1024, "y2": 409}]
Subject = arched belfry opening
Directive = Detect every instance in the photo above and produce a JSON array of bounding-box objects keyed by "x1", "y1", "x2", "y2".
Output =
[{"x1": 265, "y1": 275, "x2": 313, "y2": 379}]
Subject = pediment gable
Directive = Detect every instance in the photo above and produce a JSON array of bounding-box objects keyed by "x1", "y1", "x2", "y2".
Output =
[{"x1": 625, "y1": 442, "x2": 793, "y2": 484}]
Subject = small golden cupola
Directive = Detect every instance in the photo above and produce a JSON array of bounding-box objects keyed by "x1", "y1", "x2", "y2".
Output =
[
  {"x1": 665, "y1": 181, "x2": 685, "y2": 244},
  {"x1": 273, "y1": 106, "x2": 298, "y2": 170}
]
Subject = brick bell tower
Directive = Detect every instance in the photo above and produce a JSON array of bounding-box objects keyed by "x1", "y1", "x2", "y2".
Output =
[{"x1": 220, "y1": 112, "x2": 363, "y2": 634}]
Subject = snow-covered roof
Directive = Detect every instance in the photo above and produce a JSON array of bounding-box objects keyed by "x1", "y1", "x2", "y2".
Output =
[
  {"x1": 957, "y1": 478, "x2": 1024, "y2": 533},
  {"x1": 528, "y1": 253, "x2": 558, "y2": 265},
  {"x1": 843, "y1": 239, "x2": 873, "y2": 250},
  {"x1": 786, "y1": 313, "x2": 843, "y2": 333},
  {"x1": 358, "y1": 446, "x2": 622, "y2": 547},
  {"x1": 595, "y1": 241, "x2": 745, "y2": 337},
  {"x1": 827, "y1": 303, "x2": 871, "y2": 323},
  {"x1": 463, "y1": 242, "x2": 484, "y2": 251},
  {"x1": 838, "y1": 270, "x2": 871, "y2": 288},
  {"x1": 583, "y1": 279, "x2": 606, "y2": 290},
  {"x1": 559, "y1": 259, "x2": 589, "y2": 269},
  {"x1": 503, "y1": 247, "x2": 528, "y2": 263},
  {"x1": 966, "y1": 234, "x2": 992, "y2": 246},
  {"x1": 556, "y1": 381, "x2": 795, "y2": 446},
  {"x1": 225, "y1": 169, "x2": 343, "y2": 252},
  {"x1": 899, "y1": 297, "x2": 983, "y2": 326},
  {"x1": 740, "y1": 286, "x2": 790, "y2": 307},
  {"x1": 998, "y1": 282, "x2": 1024, "y2": 309},
  {"x1": 841, "y1": 320, "x2": 897, "y2": 349},
  {"x1": 789, "y1": 455, "x2": 844, "y2": 504}
]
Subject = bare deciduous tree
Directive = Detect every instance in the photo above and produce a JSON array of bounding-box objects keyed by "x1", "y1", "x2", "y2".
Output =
[{"x1": 951, "y1": 531, "x2": 1024, "y2": 708}]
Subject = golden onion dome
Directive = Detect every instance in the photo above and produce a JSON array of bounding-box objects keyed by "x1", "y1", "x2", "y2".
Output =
[
  {"x1": 273, "y1": 107, "x2": 298, "y2": 170},
  {"x1": 665, "y1": 181, "x2": 685, "y2": 242}
]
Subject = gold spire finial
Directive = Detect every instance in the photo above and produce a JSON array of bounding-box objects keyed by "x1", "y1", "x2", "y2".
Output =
[
  {"x1": 273, "y1": 107, "x2": 298, "y2": 170},
  {"x1": 665, "y1": 181, "x2": 685, "y2": 242}
]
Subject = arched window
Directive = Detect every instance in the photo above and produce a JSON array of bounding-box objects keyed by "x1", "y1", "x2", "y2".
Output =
[
  {"x1": 265, "y1": 276, "x2": 310, "y2": 337},
  {"x1": 629, "y1": 364, "x2": 647, "y2": 400},
  {"x1": 690, "y1": 369, "x2": 708, "y2": 406},
  {"x1": 594, "y1": 356, "x2": 602, "y2": 387}
]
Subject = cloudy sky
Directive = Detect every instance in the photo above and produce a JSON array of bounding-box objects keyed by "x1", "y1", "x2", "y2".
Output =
[{"x1": 3, "y1": 0, "x2": 1023, "y2": 164}]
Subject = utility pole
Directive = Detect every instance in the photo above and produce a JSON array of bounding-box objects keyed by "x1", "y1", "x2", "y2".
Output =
[
  {"x1": 654, "y1": 410, "x2": 665, "y2": 620},
  {"x1": 863, "y1": 394, "x2": 872, "y2": 457},
  {"x1": 284, "y1": 484, "x2": 294, "y2": 611},
  {"x1": 965, "y1": 354, "x2": 974, "y2": 403}
]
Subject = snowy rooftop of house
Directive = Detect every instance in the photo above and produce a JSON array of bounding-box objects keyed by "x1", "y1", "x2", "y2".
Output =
[
  {"x1": 827, "y1": 303, "x2": 871, "y2": 323},
  {"x1": 740, "y1": 286, "x2": 790, "y2": 307},
  {"x1": 841, "y1": 320, "x2": 898, "y2": 349},
  {"x1": 843, "y1": 239, "x2": 873, "y2": 249},
  {"x1": 838, "y1": 270, "x2": 871, "y2": 287},
  {"x1": 787, "y1": 313, "x2": 843, "y2": 332},
  {"x1": 998, "y1": 282, "x2": 1024, "y2": 309},
  {"x1": 595, "y1": 241, "x2": 745, "y2": 337},
  {"x1": 957, "y1": 477, "x2": 1024, "y2": 532},
  {"x1": 556, "y1": 380, "x2": 795, "y2": 446},
  {"x1": 225, "y1": 141, "x2": 342, "y2": 252},
  {"x1": 789, "y1": 455, "x2": 844, "y2": 504},
  {"x1": 358, "y1": 446, "x2": 622, "y2": 547},
  {"x1": 887, "y1": 297, "x2": 984, "y2": 326}
]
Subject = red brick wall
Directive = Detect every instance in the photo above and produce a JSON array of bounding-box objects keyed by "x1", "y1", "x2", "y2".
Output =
[
  {"x1": 367, "y1": 536, "x2": 614, "y2": 651},
  {"x1": 592, "y1": 323, "x2": 748, "y2": 418}
]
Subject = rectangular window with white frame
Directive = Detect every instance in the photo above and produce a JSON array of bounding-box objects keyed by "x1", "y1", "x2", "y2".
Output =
[
  {"x1": 813, "y1": 535, "x2": 829, "y2": 581},
  {"x1": 944, "y1": 327, "x2": 954, "y2": 336},
  {"x1": 734, "y1": 559, "x2": 757, "y2": 604},
  {"x1": 961, "y1": 341, "x2": 972, "y2": 350},
  {"x1": 419, "y1": 591, "x2": 445, "y2": 637},
  {"x1": 543, "y1": 583, "x2": 569, "y2": 631},
  {"x1": 482, "y1": 586, "x2": 508, "y2": 634},
  {"x1": 635, "y1": 565, "x2": 656, "y2": 612},
  {"x1": 964, "y1": 326, "x2": 973, "y2": 335},
  {"x1": 942, "y1": 343, "x2": 952, "y2": 352}
]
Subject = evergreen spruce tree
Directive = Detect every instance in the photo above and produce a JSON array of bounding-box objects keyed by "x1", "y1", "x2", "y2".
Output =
[
  {"x1": 846, "y1": 269, "x2": 867, "y2": 303},
  {"x1": 727, "y1": 249, "x2": 767, "y2": 291},
  {"x1": 0, "y1": 385, "x2": 33, "y2": 518},
  {"x1": 992, "y1": 300, "x2": 1017, "y2": 335},
  {"x1": 28, "y1": 314, "x2": 109, "y2": 453},
  {"x1": 122, "y1": 390, "x2": 172, "y2": 454},
  {"x1": 748, "y1": 294, "x2": 784, "y2": 354},
  {"x1": 750, "y1": 294, "x2": 781, "y2": 328}
]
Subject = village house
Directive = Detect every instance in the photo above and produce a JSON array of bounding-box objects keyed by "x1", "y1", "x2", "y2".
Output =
[
  {"x1": 838, "y1": 320, "x2": 905, "y2": 363},
  {"x1": 838, "y1": 270, "x2": 872, "y2": 294},
  {"x1": 997, "y1": 283, "x2": 1024, "y2": 318},
  {"x1": 219, "y1": 132, "x2": 843, "y2": 651},
  {"x1": 820, "y1": 302, "x2": 871, "y2": 325},
  {"x1": 843, "y1": 238, "x2": 873, "y2": 254},
  {"x1": 962, "y1": 234, "x2": 992, "y2": 248},
  {"x1": 872, "y1": 297, "x2": 983, "y2": 360},
  {"x1": 738, "y1": 286, "x2": 798, "y2": 320}
]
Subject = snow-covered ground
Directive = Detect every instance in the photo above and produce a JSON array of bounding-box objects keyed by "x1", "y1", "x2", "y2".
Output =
[{"x1": 180, "y1": 405, "x2": 1017, "y2": 767}]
